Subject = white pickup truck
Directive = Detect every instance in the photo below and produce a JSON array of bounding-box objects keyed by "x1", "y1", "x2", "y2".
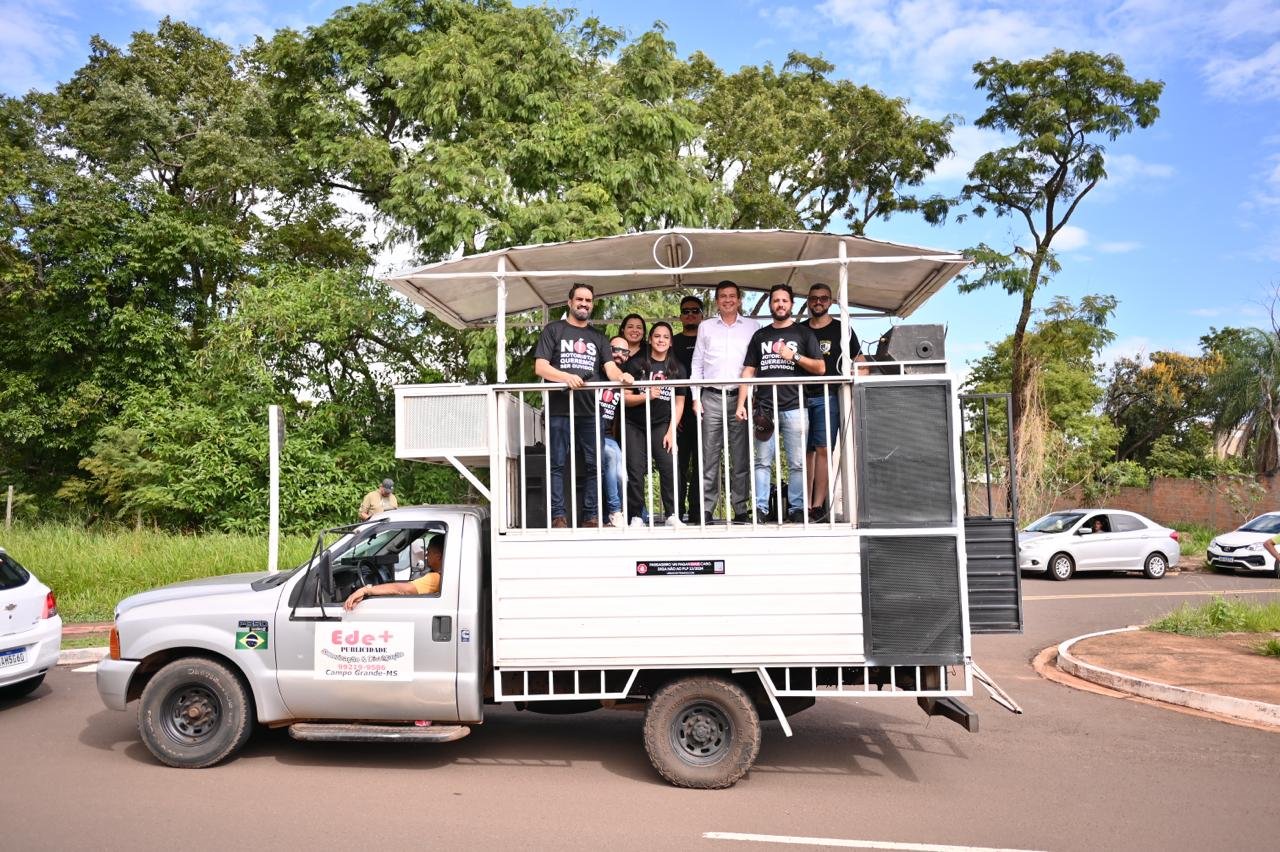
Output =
[{"x1": 96, "y1": 229, "x2": 1023, "y2": 788}]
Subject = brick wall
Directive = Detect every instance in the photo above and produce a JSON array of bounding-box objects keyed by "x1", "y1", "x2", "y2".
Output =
[{"x1": 968, "y1": 475, "x2": 1278, "y2": 532}]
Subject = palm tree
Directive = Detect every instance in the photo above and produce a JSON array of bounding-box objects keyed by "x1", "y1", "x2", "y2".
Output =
[{"x1": 1208, "y1": 326, "x2": 1280, "y2": 475}]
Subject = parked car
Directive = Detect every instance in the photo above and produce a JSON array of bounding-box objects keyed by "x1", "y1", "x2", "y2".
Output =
[
  {"x1": 1018, "y1": 509, "x2": 1180, "y2": 581},
  {"x1": 0, "y1": 547, "x2": 63, "y2": 699},
  {"x1": 1205, "y1": 512, "x2": 1280, "y2": 578}
]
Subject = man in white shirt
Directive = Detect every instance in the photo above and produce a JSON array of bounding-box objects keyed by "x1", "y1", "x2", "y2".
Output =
[{"x1": 690, "y1": 281, "x2": 758, "y2": 522}]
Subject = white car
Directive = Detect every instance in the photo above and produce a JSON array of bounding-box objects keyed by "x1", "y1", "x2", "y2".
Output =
[
  {"x1": 1018, "y1": 509, "x2": 1181, "y2": 581},
  {"x1": 0, "y1": 547, "x2": 63, "y2": 699},
  {"x1": 1205, "y1": 512, "x2": 1280, "y2": 577}
]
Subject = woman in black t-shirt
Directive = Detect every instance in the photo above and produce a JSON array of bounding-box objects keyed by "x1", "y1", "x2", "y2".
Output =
[{"x1": 623, "y1": 322, "x2": 688, "y2": 525}]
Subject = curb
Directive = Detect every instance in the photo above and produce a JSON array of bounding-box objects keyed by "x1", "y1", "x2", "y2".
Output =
[
  {"x1": 1056, "y1": 627, "x2": 1280, "y2": 728},
  {"x1": 57, "y1": 647, "x2": 108, "y2": 666}
]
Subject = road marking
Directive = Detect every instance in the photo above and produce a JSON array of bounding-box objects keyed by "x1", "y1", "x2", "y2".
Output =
[
  {"x1": 72, "y1": 664, "x2": 98, "y2": 673},
  {"x1": 1025, "y1": 588, "x2": 1280, "y2": 602},
  {"x1": 702, "y1": 832, "x2": 1046, "y2": 852}
]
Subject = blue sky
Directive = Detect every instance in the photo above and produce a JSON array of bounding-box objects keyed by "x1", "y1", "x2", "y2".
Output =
[{"x1": 4, "y1": 0, "x2": 1280, "y2": 370}]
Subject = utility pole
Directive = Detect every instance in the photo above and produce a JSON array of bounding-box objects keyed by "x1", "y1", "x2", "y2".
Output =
[
  {"x1": 5, "y1": 485, "x2": 12, "y2": 530},
  {"x1": 269, "y1": 406, "x2": 283, "y2": 574}
]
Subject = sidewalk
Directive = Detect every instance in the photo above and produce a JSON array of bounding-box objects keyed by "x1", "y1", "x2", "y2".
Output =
[{"x1": 1054, "y1": 626, "x2": 1280, "y2": 729}]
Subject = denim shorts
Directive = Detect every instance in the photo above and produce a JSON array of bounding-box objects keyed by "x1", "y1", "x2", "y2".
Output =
[{"x1": 806, "y1": 396, "x2": 840, "y2": 451}]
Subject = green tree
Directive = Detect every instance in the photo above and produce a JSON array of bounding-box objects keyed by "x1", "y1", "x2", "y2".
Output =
[
  {"x1": 693, "y1": 51, "x2": 954, "y2": 233},
  {"x1": 1204, "y1": 321, "x2": 1280, "y2": 475},
  {"x1": 1103, "y1": 350, "x2": 1221, "y2": 463},
  {"x1": 959, "y1": 50, "x2": 1163, "y2": 436}
]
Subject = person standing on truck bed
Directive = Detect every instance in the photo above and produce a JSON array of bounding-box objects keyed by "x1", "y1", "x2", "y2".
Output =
[
  {"x1": 623, "y1": 322, "x2": 688, "y2": 526},
  {"x1": 691, "y1": 281, "x2": 758, "y2": 523},
  {"x1": 343, "y1": 536, "x2": 444, "y2": 609},
  {"x1": 534, "y1": 283, "x2": 633, "y2": 528},
  {"x1": 737, "y1": 284, "x2": 824, "y2": 523},
  {"x1": 672, "y1": 295, "x2": 702, "y2": 522},
  {"x1": 600, "y1": 335, "x2": 631, "y2": 528},
  {"x1": 801, "y1": 283, "x2": 861, "y2": 522},
  {"x1": 358, "y1": 478, "x2": 398, "y2": 521}
]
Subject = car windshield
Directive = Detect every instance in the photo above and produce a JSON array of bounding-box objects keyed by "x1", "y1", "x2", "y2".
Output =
[
  {"x1": 1238, "y1": 514, "x2": 1280, "y2": 534},
  {"x1": 1025, "y1": 512, "x2": 1085, "y2": 534}
]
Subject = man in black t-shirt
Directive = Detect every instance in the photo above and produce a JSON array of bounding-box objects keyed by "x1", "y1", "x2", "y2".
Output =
[
  {"x1": 802, "y1": 282, "x2": 862, "y2": 521},
  {"x1": 671, "y1": 295, "x2": 702, "y2": 520},
  {"x1": 534, "y1": 283, "x2": 632, "y2": 528},
  {"x1": 736, "y1": 284, "x2": 823, "y2": 523}
]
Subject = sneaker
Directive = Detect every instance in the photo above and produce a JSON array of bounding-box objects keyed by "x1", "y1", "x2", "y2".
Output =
[
  {"x1": 629, "y1": 516, "x2": 646, "y2": 528},
  {"x1": 732, "y1": 511, "x2": 751, "y2": 524},
  {"x1": 609, "y1": 511, "x2": 626, "y2": 528},
  {"x1": 755, "y1": 508, "x2": 776, "y2": 525},
  {"x1": 786, "y1": 509, "x2": 805, "y2": 524},
  {"x1": 809, "y1": 503, "x2": 829, "y2": 523},
  {"x1": 664, "y1": 515, "x2": 684, "y2": 527},
  {"x1": 582, "y1": 517, "x2": 599, "y2": 528},
  {"x1": 551, "y1": 516, "x2": 568, "y2": 529}
]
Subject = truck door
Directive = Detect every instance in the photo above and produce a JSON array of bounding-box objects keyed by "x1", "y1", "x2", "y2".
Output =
[{"x1": 275, "y1": 521, "x2": 460, "y2": 722}]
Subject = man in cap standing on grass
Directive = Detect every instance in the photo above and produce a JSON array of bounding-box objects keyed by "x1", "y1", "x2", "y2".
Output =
[{"x1": 359, "y1": 478, "x2": 399, "y2": 521}]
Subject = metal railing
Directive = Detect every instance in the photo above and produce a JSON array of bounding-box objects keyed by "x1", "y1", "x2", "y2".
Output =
[{"x1": 498, "y1": 374, "x2": 862, "y2": 534}]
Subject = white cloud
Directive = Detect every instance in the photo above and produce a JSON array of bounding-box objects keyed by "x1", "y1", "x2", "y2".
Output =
[
  {"x1": 131, "y1": 0, "x2": 208, "y2": 16},
  {"x1": 1205, "y1": 41, "x2": 1280, "y2": 100},
  {"x1": 1053, "y1": 224, "x2": 1090, "y2": 252},
  {"x1": 1100, "y1": 335, "x2": 1153, "y2": 368},
  {"x1": 1105, "y1": 153, "x2": 1175, "y2": 184},
  {"x1": 928, "y1": 124, "x2": 1012, "y2": 183},
  {"x1": 1097, "y1": 240, "x2": 1142, "y2": 254},
  {"x1": 0, "y1": 1, "x2": 80, "y2": 94}
]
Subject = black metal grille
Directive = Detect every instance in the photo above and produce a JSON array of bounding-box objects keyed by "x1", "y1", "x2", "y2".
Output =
[
  {"x1": 862, "y1": 536, "x2": 963, "y2": 664},
  {"x1": 856, "y1": 382, "x2": 955, "y2": 527}
]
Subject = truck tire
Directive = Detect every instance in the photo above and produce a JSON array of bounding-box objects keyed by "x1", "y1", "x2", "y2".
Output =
[
  {"x1": 643, "y1": 675, "x2": 761, "y2": 789},
  {"x1": 139, "y1": 657, "x2": 253, "y2": 768}
]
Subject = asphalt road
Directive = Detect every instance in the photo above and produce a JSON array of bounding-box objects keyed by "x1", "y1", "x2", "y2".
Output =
[{"x1": 2, "y1": 571, "x2": 1278, "y2": 852}]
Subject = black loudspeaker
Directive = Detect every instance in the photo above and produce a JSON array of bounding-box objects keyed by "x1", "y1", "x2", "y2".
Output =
[
  {"x1": 520, "y1": 442, "x2": 592, "y2": 528},
  {"x1": 874, "y1": 324, "x2": 945, "y2": 374}
]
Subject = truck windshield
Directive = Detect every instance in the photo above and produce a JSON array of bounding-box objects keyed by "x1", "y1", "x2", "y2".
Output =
[{"x1": 1024, "y1": 512, "x2": 1084, "y2": 534}]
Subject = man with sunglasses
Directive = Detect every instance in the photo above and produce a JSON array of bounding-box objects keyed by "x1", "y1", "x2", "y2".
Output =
[
  {"x1": 671, "y1": 296, "x2": 703, "y2": 521},
  {"x1": 802, "y1": 282, "x2": 862, "y2": 522}
]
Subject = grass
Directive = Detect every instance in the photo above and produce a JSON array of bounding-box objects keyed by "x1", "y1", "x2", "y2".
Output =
[
  {"x1": 1148, "y1": 596, "x2": 1280, "y2": 637},
  {"x1": 1259, "y1": 638, "x2": 1280, "y2": 658},
  {"x1": 1171, "y1": 523, "x2": 1215, "y2": 557},
  {"x1": 1, "y1": 524, "x2": 316, "y2": 624},
  {"x1": 61, "y1": 634, "x2": 109, "y2": 650}
]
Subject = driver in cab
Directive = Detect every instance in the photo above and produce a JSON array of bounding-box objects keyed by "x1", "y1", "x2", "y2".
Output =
[{"x1": 343, "y1": 537, "x2": 443, "y2": 610}]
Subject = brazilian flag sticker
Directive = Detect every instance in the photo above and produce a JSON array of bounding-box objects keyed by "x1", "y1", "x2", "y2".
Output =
[{"x1": 235, "y1": 629, "x2": 268, "y2": 650}]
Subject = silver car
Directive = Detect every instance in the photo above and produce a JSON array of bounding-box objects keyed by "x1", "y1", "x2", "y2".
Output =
[{"x1": 1018, "y1": 509, "x2": 1181, "y2": 581}]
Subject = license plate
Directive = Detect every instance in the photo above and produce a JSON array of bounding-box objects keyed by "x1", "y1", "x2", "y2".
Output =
[{"x1": 0, "y1": 647, "x2": 27, "y2": 668}]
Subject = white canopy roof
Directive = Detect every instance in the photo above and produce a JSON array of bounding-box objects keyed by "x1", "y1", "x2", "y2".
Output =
[{"x1": 385, "y1": 228, "x2": 968, "y2": 329}]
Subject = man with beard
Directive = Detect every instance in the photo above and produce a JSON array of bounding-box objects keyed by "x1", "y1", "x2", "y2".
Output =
[
  {"x1": 802, "y1": 282, "x2": 862, "y2": 522},
  {"x1": 534, "y1": 283, "x2": 633, "y2": 528},
  {"x1": 736, "y1": 284, "x2": 823, "y2": 523}
]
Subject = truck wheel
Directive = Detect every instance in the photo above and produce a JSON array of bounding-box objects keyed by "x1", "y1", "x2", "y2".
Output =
[
  {"x1": 643, "y1": 676, "x2": 761, "y2": 789},
  {"x1": 139, "y1": 657, "x2": 253, "y2": 768}
]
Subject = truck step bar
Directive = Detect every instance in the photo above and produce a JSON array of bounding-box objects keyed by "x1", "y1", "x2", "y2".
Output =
[
  {"x1": 916, "y1": 697, "x2": 978, "y2": 732},
  {"x1": 288, "y1": 723, "x2": 471, "y2": 743}
]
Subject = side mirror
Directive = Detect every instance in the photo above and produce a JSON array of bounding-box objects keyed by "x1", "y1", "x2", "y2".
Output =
[{"x1": 1077, "y1": 527, "x2": 1093, "y2": 536}]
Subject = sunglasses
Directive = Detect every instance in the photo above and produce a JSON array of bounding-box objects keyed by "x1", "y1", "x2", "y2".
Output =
[
  {"x1": 681, "y1": 307, "x2": 703, "y2": 315},
  {"x1": 611, "y1": 346, "x2": 630, "y2": 354}
]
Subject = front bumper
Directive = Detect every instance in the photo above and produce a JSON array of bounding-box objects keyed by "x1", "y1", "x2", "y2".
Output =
[
  {"x1": 0, "y1": 615, "x2": 62, "y2": 689},
  {"x1": 96, "y1": 658, "x2": 141, "y2": 710},
  {"x1": 1205, "y1": 547, "x2": 1270, "y2": 572}
]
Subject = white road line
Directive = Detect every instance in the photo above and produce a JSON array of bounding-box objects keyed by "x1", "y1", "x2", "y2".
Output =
[
  {"x1": 1025, "y1": 588, "x2": 1280, "y2": 602},
  {"x1": 702, "y1": 832, "x2": 1046, "y2": 852},
  {"x1": 72, "y1": 664, "x2": 98, "y2": 673}
]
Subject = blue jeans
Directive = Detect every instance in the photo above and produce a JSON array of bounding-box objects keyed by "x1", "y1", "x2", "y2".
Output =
[
  {"x1": 753, "y1": 407, "x2": 805, "y2": 514},
  {"x1": 602, "y1": 436, "x2": 623, "y2": 515},
  {"x1": 549, "y1": 414, "x2": 599, "y2": 523},
  {"x1": 806, "y1": 396, "x2": 840, "y2": 451}
]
